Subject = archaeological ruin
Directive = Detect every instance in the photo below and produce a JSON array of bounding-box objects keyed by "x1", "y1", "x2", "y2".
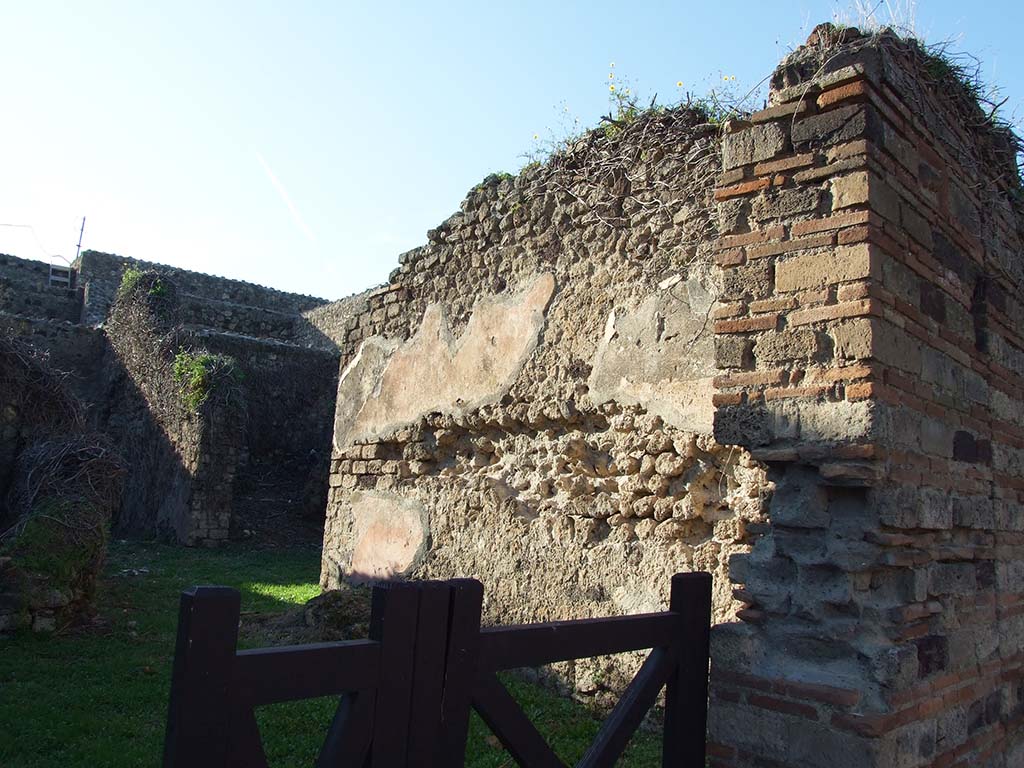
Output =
[{"x1": 1, "y1": 23, "x2": 1022, "y2": 768}]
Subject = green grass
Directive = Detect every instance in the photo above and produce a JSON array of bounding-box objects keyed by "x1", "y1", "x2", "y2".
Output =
[{"x1": 0, "y1": 541, "x2": 660, "y2": 767}]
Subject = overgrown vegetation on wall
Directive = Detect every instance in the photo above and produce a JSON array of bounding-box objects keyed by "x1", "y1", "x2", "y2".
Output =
[
  {"x1": 172, "y1": 349, "x2": 244, "y2": 412},
  {"x1": 105, "y1": 269, "x2": 247, "y2": 545},
  {"x1": 109, "y1": 268, "x2": 246, "y2": 417}
]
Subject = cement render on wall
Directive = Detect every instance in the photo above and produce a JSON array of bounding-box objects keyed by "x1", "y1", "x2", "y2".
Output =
[{"x1": 333, "y1": 273, "x2": 555, "y2": 449}]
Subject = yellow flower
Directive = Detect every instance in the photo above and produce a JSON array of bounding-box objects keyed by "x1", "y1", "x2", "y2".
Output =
[
  {"x1": 609, "y1": 73, "x2": 615, "y2": 79},
  {"x1": 624, "y1": 88, "x2": 630, "y2": 95},
  {"x1": 609, "y1": 61, "x2": 615, "y2": 68},
  {"x1": 676, "y1": 81, "x2": 683, "y2": 87},
  {"x1": 609, "y1": 84, "x2": 616, "y2": 92},
  {"x1": 533, "y1": 134, "x2": 539, "y2": 140}
]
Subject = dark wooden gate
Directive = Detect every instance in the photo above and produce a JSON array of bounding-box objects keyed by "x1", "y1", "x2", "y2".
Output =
[{"x1": 163, "y1": 573, "x2": 711, "y2": 767}]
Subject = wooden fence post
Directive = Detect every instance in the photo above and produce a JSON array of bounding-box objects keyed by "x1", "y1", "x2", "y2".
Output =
[
  {"x1": 163, "y1": 586, "x2": 242, "y2": 768},
  {"x1": 368, "y1": 581, "x2": 422, "y2": 768},
  {"x1": 406, "y1": 582, "x2": 457, "y2": 767},
  {"x1": 662, "y1": 572, "x2": 712, "y2": 768},
  {"x1": 438, "y1": 579, "x2": 484, "y2": 767}
]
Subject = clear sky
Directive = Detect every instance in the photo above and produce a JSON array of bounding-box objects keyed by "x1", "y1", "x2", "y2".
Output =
[{"x1": 1, "y1": 1, "x2": 1021, "y2": 300}]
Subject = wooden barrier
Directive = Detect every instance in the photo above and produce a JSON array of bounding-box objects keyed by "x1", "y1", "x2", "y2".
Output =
[{"x1": 163, "y1": 573, "x2": 711, "y2": 767}]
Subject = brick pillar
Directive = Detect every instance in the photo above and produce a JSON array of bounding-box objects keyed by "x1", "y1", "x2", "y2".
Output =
[{"x1": 706, "y1": 26, "x2": 1024, "y2": 768}]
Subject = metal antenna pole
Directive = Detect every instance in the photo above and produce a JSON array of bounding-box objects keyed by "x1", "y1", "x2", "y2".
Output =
[{"x1": 75, "y1": 216, "x2": 86, "y2": 262}]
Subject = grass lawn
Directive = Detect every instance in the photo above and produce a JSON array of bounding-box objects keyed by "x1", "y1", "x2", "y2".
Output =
[{"x1": 0, "y1": 541, "x2": 661, "y2": 767}]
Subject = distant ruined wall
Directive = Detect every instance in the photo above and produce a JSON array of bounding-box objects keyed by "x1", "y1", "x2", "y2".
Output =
[
  {"x1": 1, "y1": 249, "x2": 343, "y2": 543},
  {"x1": 195, "y1": 329, "x2": 338, "y2": 518},
  {"x1": 322, "y1": 25, "x2": 1024, "y2": 768},
  {"x1": 0, "y1": 315, "x2": 108, "y2": 413},
  {"x1": 75, "y1": 251, "x2": 331, "y2": 344},
  {"x1": 298, "y1": 289, "x2": 374, "y2": 349},
  {"x1": 0, "y1": 254, "x2": 82, "y2": 323},
  {"x1": 0, "y1": 336, "x2": 122, "y2": 635},
  {"x1": 104, "y1": 276, "x2": 245, "y2": 545}
]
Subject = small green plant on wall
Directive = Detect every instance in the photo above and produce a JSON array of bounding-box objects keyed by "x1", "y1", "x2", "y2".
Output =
[
  {"x1": 172, "y1": 349, "x2": 245, "y2": 412},
  {"x1": 117, "y1": 267, "x2": 143, "y2": 297},
  {"x1": 173, "y1": 350, "x2": 215, "y2": 411},
  {"x1": 117, "y1": 267, "x2": 167, "y2": 299},
  {"x1": 148, "y1": 278, "x2": 167, "y2": 298}
]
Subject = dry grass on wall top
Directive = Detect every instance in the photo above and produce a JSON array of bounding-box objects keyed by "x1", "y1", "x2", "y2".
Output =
[
  {"x1": 777, "y1": 23, "x2": 1022, "y2": 193},
  {"x1": 507, "y1": 105, "x2": 724, "y2": 246}
]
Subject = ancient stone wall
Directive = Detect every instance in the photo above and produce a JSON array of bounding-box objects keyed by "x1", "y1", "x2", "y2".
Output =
[
  {"x1": 176, "y1": 295, "x2": 317, "y2": 346},
  {"x1": 297, "y1": 288, "x2": 373, "y2": 349},
  {"x1": 321, "y1": 110, "x2": 773, "y2": 697},
  {"x1": 0, "y1": 254, "x2": 82, "y2": 323},
  {"x1": 321, "y1": 25, "x2": 1023, "y2": 768},
  {"x1": 75, "y1": 250, "x2": 329, "y2": 333},
  {"x1": 104, "y1": 276, "x2": 245, "y2": 545},
  {"x1": 0, "y1": 336, "x2": 122, "y2": 634},
  {"x1": 194, "y1": 329, "x2": 338, "y2": 520},
  {"x1": 705, "y1": 26, "x2": 1023, "y2": 768},
  {"x1": 1, "y1": 249, "x2": 344, "y2": 545},
  {"x1": 0, "y1": 315, "x2": 108, "y2": 412}
]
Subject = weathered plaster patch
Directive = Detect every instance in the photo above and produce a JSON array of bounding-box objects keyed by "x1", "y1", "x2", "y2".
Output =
[
  {"x1": 334, "y1": 273, "x2": 555, "y2": 449},
  {"x1": 347, "y1": 491, "x2": 428, "y2": 582},
  {"x1": 588, "y1": 275, "x2": 717, "y2": 432},
  {"x1": 333, "y1": 337, "x2": 401, "y2": 452}
]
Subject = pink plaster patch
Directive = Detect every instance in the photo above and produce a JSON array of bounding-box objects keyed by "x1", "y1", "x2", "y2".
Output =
[{"x1": 348, "y1": 493, "x2": 426, "y2": 581}]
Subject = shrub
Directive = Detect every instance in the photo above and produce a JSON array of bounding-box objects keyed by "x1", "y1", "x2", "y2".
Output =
[
  {"x1": 2, "y1": 499, "x2": 108, "y2": 599},
  {"x1": 172, "y1": 349, "x2": 244, "y2": 412},
  {"x1": 1, "y1": 434, "x2": 124, "y2": 629},
  {"x1": 117, "y1": 267, "x2": 143, "y2": 298}
]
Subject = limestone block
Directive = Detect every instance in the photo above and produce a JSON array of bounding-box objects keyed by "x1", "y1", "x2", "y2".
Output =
[
  {"x1": 928, "y1": 563, "x2": 976, "y2": 596},
  {"x1": 722, "y1": 122, "x2": 787, "y2": 170},
  {"x1": 952, "y1": 496, "x2": 995, "y2": 529},
  {"x1": 769, "y1": 465, "x2": 830, "y2": 528},
  {"x1": 722, "y1": 260, "x2": 774, "y2": 300},
  {"x1": 765, "y1": 399, "x2": 876, "y2": 445},
  {"x1": 830, "y1": 171, "x2": 870, "y2": 210},
  {"x1": 791, "y1": 104, "x2": 880, "y2": 148},
  {"x1": 755, "y1": 329, "x2": 824, "y2": 363},
  {"x1": 775, "y1": 244, "x2": 875, "y2": 292},
  {"x1": 715, "y1": 335, "x2": 753, "y2": 369},
  {"x1": 753, "y1": 187, "x2": 822, "y2": 220}
]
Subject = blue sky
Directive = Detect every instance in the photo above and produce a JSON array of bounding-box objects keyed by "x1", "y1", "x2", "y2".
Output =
[{"x1": 1, "y1": 1, "x2": 1021, "y2": 300}]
